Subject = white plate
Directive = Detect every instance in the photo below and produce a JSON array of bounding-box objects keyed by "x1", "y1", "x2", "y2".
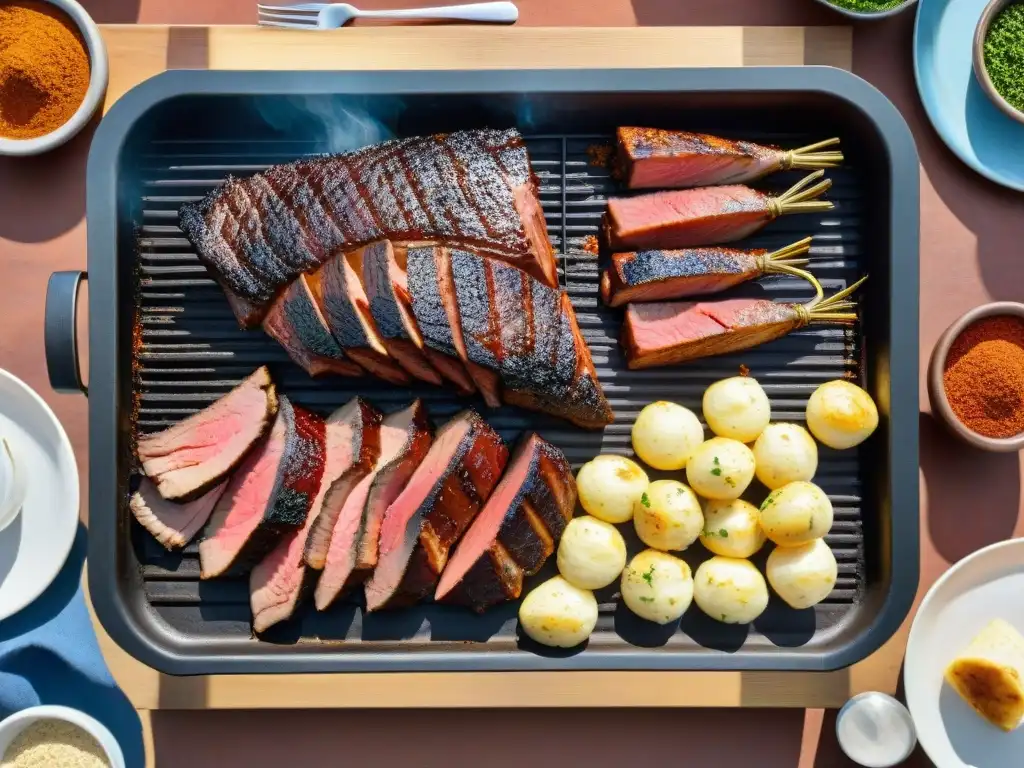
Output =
[
  {"x1": 0, "y1": 369, "x2": 79, "y2": 621},
  {"x1": 905, "y1": 538, "x2": 1024, "y2": 767}
]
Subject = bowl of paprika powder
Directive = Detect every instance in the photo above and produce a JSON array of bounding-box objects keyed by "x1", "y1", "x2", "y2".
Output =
[
  {"x1": 0, "y1": 0, "x2": 108, "y2": 156},
  {"x1": 929, "y1": 302, "x2": 1024, "y2": 451}
]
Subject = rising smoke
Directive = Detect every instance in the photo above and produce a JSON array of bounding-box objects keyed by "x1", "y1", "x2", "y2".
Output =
[{"x1": 254, "y1": 95, "x2": 400, "y2": 155}]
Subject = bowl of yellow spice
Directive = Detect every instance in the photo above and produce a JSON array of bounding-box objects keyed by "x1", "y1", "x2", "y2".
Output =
[
  {"x1": 0, "y1": 0, "x2": 107, "y2": 156},
  {"x1": 0, "y1": 705, "x2": 124, "y2": 768},
  {"x1": 974, "y1": 0, "x2": 1024, "y2": 125}
]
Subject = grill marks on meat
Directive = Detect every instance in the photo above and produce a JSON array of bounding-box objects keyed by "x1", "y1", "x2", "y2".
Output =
[
  {"x1": 137, "y1": 366, "x2": 278, "y2": 501},
  {"x1": 622, "y1": 297, "x2": 801, "y2": 369},
  {"x1": 600, "y1": 247, "x2": 763, "y2": 307},
  {"x1": 178, "y1": 129, "x2": 559, "y2": 325},
  {"x1": 364, "y1": 410, "x2": 507, "y2": 611},
  {"x1": 302, "y1": 399, "x2": 381, "y2": 570},
  {"x1": 436, "y1": 433, "x2": 575, "y2": 612},
  {"x1": 130, "y1": 479, "x2": 227, "y2": 551},
  {"x1": 360, "y1": 240, "x2": 443, "y2": 385},
  {"x1": 606, "y1": 185, "x2": 774, "y2": 250},
  {"x1": 262, "y1": 274, "x2": 364, "y2": 378},
  {"x1": 310, "y1": 250, "x2": 412, "y2": 385},
  {"x1": 617, "y1": 127, "x2": 783, "y2": 189},
  {"x1": 311, "y1": 401, "x2": 433, "y2": 611},
  {"x1": 199, "y1": 398, "x2": 326, "y2": 579}
]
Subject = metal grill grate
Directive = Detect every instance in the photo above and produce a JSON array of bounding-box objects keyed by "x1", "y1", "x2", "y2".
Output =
[{"x1": 132, "y1": 133, "x2": 864, "y2": 652}]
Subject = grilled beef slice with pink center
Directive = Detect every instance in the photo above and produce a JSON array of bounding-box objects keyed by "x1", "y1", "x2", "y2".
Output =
[
  {"x1": 302, "y1": 399, "x2": 382, "y2": 570},
  {"x1": 249, "y1": 397, "x2": 378, "y2": 631},
  {"x1": 600, "y1": 247, "x2": 763, "y2": 307},
  {"x1": 315, "y1": 400, "x2": 434, "y2": 610},
  {"x1": 405, "y1": 245, "x2": 477, "y2": 395},
  {"x1": 137, "y1": 366, "x2": 278, "y2": 501},
  {"x1": 309, "y1": 251, "x2": 411, "y2": 386},
  {"x1": 617, "y1": 128, "x2": 783, "y2": 189},
  {"x1": 130, "y1": 479, "x2": 227, "y2": 551},
  {"x1": 199, "y1": 397, "x2": 326, "y2": 579},
  {"x1": 178, "y1": 129, "x2": 559, "y2": 328},
  {"x1": 360, "y1": 240, "x2": 443, "y2": 385},
  {"x1": 605, "y1": 185, "x2": 773, "y2": 250},
  {"x1": 364, "y1": 410, "x2": 508, "y2": 611},
  {"x1": 436, "y1": 433, "x2": 576, "y2": 612},
  {"x1": 262, "y1": 273, "x2": 364, "y2": 378},
  {"x1": 622, "y1": 298, "x2": 800, "y2": 369}
]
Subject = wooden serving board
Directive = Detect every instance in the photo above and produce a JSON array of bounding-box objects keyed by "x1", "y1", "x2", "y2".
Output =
[{"x1": 91, "y1": 25, "x2": 884, "y2": 714}]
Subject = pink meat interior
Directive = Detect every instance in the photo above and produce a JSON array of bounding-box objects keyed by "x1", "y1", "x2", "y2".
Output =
[{"x1": 249, "y1": 505, "x2": 317, "y2": 633}]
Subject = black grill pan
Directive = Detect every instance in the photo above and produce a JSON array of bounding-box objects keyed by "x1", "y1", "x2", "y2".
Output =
[{"x1": 46, "y1": 68, "x2": 919, "y2": 674}]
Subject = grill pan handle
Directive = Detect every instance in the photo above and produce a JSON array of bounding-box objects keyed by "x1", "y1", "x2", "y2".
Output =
[{"x1": 45, "y1": 271, "x2": 88, "y2": 396}]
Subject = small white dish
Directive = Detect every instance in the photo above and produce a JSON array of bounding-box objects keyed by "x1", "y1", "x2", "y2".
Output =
[
  {"x1": 904, "y1": 538, "x2": 1024, "y2": 767},
  {"x1": 0, "y1": 369, "x2": 79, "y2": 621},
  {"x1": 0, "y1": 0, "x2": 109, "y2": 157},
  {"x1": 0, "y1": 436, "x2": 28, "y2": 532},
  {"x1": 0, "y1": 705, "x2": 124, "y2": 768}
]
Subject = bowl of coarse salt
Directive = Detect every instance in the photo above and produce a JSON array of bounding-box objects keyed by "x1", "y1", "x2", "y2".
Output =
[{"x1": 0, "y1": 706, "x2": 124, "y2": 768}]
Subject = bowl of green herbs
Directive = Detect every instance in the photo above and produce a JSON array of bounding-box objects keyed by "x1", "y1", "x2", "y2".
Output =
[
  {"x1": 974, "y1": 0, "x2": 1024, "y2": 125},
  {"x1": 813, "y1": 0, "x2": 917, "y2": 20}
]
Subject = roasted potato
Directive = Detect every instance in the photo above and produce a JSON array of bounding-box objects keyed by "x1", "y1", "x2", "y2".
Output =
[
  {"x1": 702, "y1": 376, "x2": 771, "y2": 442},
  {"x1": 631, "y1": 401, "x2": 705, "y2": 470},
  {"x1": 752, "y1": 423, "x2": 818, "y2": 490},
  {"x1": 557, "y1": 515, "x2": 627, "y2": 590},
  {"x1": 693, "y1": 556, "x2": 769, "y2": 624},
  {"x1": 806, "y1": 380, "x2": 879, "y2": 450},
  {"x1": 686, "y1": 437, "x2": 755, "y2": 500},
  {"x1": 518, "y1": 576, "x2": 599, "y2": 648},
  {"x1": 765, "y1": 539, "x2": 838, "y2": 609},
  {"x1": 633, "y1": 479, "x2": 704, "y2": 552},
  {"x1": 758, "y1": 481, "x2": 833, "y2": 547},
  {"x1": 576, "y1": 454, "x2": 649, "y2": 524},
  {"x1": 699, "y1": 498, "x2": 766, "y2": 558},
  {"x1": 621, "y1": 549, "x2": 694, "y2": 624}
]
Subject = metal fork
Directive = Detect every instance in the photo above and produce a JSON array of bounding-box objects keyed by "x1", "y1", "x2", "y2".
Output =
[{"x1": 257, "y1": 1, "x2": 518, "y2": 28}]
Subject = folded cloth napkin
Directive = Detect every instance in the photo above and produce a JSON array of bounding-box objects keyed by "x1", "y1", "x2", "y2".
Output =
[{"x1": 0, "y1": 524, "x2": 144, "y2": 767}]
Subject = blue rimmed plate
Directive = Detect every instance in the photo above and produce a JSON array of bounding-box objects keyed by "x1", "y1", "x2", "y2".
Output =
[{"x1": 914, "y1": 0, "x2": 1024, "y2": 191}]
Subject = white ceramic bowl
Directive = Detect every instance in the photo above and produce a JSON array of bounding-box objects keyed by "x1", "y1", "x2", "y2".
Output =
[
  {"x1": 0, "y1": 705, "x2": 125, "y2": 768},
  {"x1": 0, "y1": 0, "x2": 109, "y2": 156}
]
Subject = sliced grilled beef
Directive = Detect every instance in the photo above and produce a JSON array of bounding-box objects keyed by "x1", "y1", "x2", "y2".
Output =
[
  {"x1": 249, "y1": 396, "x2": 377, "y2": 632},
  {"x1": 262, "y1": 274, "x2": 364, "y2": 377},
  {"x1": 302, "y1": 399, "x2": 381, "y2": 570},
  {"x1": 199, "y1": 397, "x2": 325, "y2": 579},
  {"x1": 600, "y1": 247, "x2": 762, "y2": 307},
  {"x1": 137, "y1": 366, "x2": 278, "y2": 501},
  {"x1": 364, "y1": 410, "x2": 508, "y2": 611},
  {"x1": 435, "y1": 433, "x2": 575, "y2": 611},
  {"x1": 360, "y1": 240, "x2": 443, "y2": 385},
  {"x1": 178, "y1": 129, "x2": 558, "y2": 327},
  {"x1": 459, "y1": 252, "x2": 613, "y2": 429},
  {"x1": 129, "y1": 479, "x2": 227, "y2": 551},
  {"x1": 405, "y1": 245, "x2": 477, "y2": 395},
  {"x1": 309, "y1": 252, "x2": 411, "y2": 385},
  {"x1": 316, "y1": 400, "x2": 434, "y2": 610}
]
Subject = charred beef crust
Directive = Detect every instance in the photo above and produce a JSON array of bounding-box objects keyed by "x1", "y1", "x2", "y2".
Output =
[{"x1": 440, "y1": 542, "x2": 523, "y2": 613}]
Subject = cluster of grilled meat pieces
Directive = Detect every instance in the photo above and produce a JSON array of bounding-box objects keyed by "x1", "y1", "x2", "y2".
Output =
[
  {"x1": 131, "y1": 367, "x2": 577, "y2": 634},
  {"x1": 178, "y1": 128, "x2": 612, "y2": 430}
]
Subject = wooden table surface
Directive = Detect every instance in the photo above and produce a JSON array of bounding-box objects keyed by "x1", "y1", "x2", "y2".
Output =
[{"x1": 4, "y1": 0, "x2": 1024, "y2": 765}]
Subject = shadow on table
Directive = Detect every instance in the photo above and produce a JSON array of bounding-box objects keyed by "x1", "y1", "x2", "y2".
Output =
[
  {"x1": 0, "y1": 524, "x2": 144, "y2": 768},
  {"x1": 919, "y1": 412, "x2": 1019, "y2": 563},
  {"x1": 630, "y1": 0, "x2": 836, "y2": 26}
]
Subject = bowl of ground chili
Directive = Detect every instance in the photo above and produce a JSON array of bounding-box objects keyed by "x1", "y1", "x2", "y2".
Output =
[
  {"x1": 929, "y1": 302, "x2": 1024, "y2": 451},
  {"x1": 974, "y1": 0, "x2": 1024, "y2": 126},
  {"x1": 0, "y1": 0, "x2": 108, "y2": 156}
]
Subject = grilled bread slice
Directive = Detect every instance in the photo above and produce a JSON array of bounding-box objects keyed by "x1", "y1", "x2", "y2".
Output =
[{"x1": 945, "y1": 619, "x2": 1024, "y2": 732}]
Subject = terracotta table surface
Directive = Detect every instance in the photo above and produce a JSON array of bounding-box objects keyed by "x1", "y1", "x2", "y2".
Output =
[{"x1": 2, "y1": 0, "x2": 1021, "y2": 764}]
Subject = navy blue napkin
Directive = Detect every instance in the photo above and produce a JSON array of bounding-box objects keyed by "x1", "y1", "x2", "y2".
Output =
[{"x1": 0, "y1": 524, "x2": 144, "y2": 767}]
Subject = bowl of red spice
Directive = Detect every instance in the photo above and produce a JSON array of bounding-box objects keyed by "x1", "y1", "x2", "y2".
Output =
[
  {"x1": 0, "y1": 0, "x2": 107, "y2": 156},
  {"x1": 929, "y1": 302, "x2": 1024, "y2": 451}
]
